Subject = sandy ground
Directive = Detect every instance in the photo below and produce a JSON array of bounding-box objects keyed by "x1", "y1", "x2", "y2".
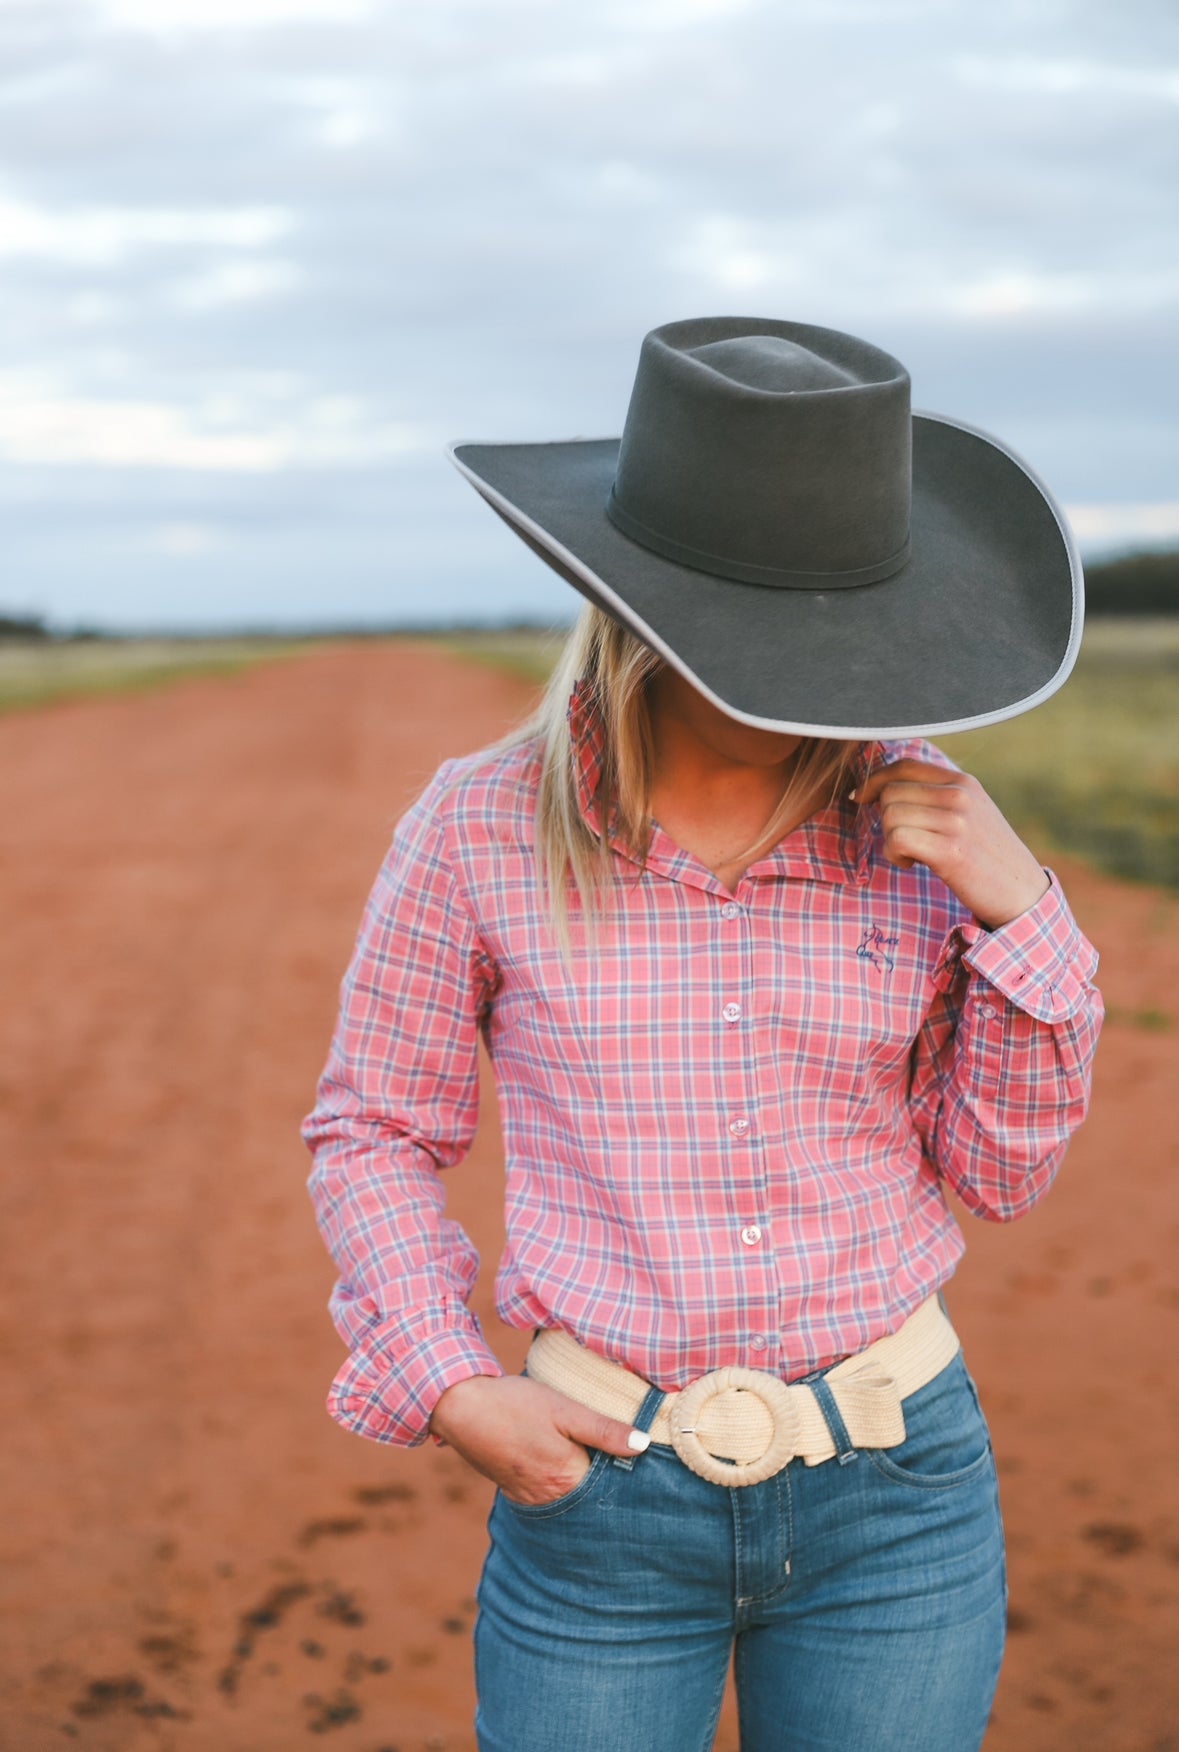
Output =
[{"x1": 0, "y1": 641, "x2": 1175, "y2": 1752}]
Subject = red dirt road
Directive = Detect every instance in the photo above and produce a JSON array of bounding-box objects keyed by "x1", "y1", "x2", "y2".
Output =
[{"x1": 1, "y1": 642, "x2": 1175, "y2": 1752}]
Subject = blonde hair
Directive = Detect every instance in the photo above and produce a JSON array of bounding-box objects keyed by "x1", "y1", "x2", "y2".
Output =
[{"x1": 510, "y1": 604, "x2": 861, "y2": 947}]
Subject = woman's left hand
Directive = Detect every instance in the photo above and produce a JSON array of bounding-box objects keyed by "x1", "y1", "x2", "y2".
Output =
[{"x1": 853, "y1": 758, "x2": 1050, "y2": 930}]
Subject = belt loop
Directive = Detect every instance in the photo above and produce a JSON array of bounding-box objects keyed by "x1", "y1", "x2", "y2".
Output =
[
  {"x1": 610, "y1": 1383, "x2": 665, "y2": 1471},
  {"x1": 805, "y1": 1373, "x2": 859, "y2": 1466}
]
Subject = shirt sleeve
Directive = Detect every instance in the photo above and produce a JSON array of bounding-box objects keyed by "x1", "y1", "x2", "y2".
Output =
[
  {"x1": 908, "y1": 871, "x2": 1103, "y2": 1221},
  {"x1": 302, "y1": 765, "x2": 505, "y2": 1446}
]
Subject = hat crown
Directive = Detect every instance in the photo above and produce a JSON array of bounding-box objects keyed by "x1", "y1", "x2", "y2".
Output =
[
  {"x1": 688, "y1": 334, "x2": 858, "y2": 395},
  {"x1": 608, "y1": 317, "x2": 913, "y2": 589}
]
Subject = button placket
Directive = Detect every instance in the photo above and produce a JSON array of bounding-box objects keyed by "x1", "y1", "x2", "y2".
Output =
[
  {"x1": 720, "y1": 898, "x2": 751, "y2": 1142},
  {"x1": 715, "y1": 888, "x2": 776, "y2": 1346}
]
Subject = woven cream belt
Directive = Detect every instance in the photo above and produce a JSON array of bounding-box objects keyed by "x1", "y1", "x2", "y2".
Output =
[{"x1": 525, "y1": 1293, "x2": 960, "y2": 1488}]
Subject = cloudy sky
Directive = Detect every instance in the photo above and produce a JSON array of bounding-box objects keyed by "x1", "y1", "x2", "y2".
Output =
[{"x1": 2, "y1": 0, "x2": 1177, "y2": 632}]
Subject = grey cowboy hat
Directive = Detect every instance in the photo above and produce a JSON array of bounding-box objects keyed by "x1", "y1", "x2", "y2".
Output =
[{"x1": 449, "y1": 316, "x2": 1082, "y2": 739}]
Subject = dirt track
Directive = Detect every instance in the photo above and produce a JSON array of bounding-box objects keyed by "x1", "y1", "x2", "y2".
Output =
[{"x1": 0, "y1": 642, "x2": 1175, "y2": 1752}]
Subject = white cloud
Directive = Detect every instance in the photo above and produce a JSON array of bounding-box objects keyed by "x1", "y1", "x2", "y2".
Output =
[
  {"x1": 668, "y1": 212, "x2": 826, "y2": 299},
  {"x1": 525, "y1": 52, "x2": 616, "y2": 91},
  {"x1": 1066, "y1": 502, "x2": 1179, "y2": 548},
  {"x1": 0, "y1": 373, "x2": 435, "y2": 470},
  {"x1": 153, "y1": 522, "x2": 223, "y2": 556},
  {"x1": 0, "y1": 195, "x2": 294, "y2": 266},
  {"x1": 313, "y1": 108, "x2": 378, "y2": 150},
  {"x1": 589, "y1": 161, "x2": 663, "y2": 207},
  {"x1": 601, "y1": 0, "x2": 757, "y2": 24},
  {"x1": 171, "y1": 259, "x2": 301, "y2": 311},
  {"x1": 666, "y1": 208, "x2": 1179, "y2": 329},
  {"x1": 94, "y1": 0, "x2": 378, "y2": 33},
  {"x1": 65, "y1": 291, "x2": 123, "y2": 327},
  {"x1": 955, "y1": 54, "x2": 1179, "y2": 104},
  {"x1": 288, "y1": 77, "x2": 389, "y2": 151},
  {"x1": 943, "y1": 267, "x2": 1179, "y2": 321}
]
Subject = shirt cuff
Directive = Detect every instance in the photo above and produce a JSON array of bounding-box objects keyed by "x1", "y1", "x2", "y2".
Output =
[
  {"x1": 325, "y1": 1312, "x2": 505, "y2": 1447},
  {"x1": 959, "y1": 871, "x2": 1098, "y2": 1023}
]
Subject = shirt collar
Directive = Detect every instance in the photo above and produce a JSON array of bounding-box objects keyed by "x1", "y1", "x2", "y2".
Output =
[{"x1": 568, "y1": 678, "x2": 880, "y2": 888}]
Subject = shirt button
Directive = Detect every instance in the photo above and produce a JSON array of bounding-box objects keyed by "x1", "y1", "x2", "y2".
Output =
[
  {"x1": 749, "y1": 1334, "x2": 768, "y2": 1352},
  {"x1": 722, "y1": 1001, "x2": 742, "y2": 1023},
  {"x1": 979, "y1": 1002, "x2": 998, "y2": 1020},
  {"x1": 728, "y1": 1117, "x2": 751, "y2": 1138},
  {"x1": 740, "y1": 1224, "x2": 763, "y2": 1246},
  {"x1": 721, "y1": 902, "x2": 741, "y2": 920}
]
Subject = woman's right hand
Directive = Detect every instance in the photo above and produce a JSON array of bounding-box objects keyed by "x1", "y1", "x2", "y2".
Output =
[{"x1": 428, "y1": 1374, "x2": 650, "y2": 1506}]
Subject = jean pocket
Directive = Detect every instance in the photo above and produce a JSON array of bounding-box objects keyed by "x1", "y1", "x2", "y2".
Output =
[
  {"x1": 863, "y1": 1353, "x2": 995, "y2": 1490},
  {"x1": 498, "y1": 1447, "x2": 612, "y2": 1520}
]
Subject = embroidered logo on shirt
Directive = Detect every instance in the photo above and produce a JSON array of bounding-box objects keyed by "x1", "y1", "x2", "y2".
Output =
[{"x1": 856, "y1": 924, "x2": 901, "y2": 974}]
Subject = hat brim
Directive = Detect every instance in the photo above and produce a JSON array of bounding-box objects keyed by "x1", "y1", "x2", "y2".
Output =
[{"x1": 449, "y1": 413, "x2": 1082, "y2": 740}]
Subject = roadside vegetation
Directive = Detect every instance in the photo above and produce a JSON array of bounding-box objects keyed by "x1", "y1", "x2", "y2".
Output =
[
  {"x1": 433, "y1": 626, "x2": 568, "y2": 687},
  {"x1": 0, "y1": 636, "x2": 310, "y2": 714},
  {"x1": 937, "y1": 619, "x2": 1179, "y2": 891}
]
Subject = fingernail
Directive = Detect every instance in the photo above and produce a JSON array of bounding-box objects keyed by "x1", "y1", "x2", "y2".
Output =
[{"x1": 627, "y1": 1429, "x2": 651, "y2": 1453}]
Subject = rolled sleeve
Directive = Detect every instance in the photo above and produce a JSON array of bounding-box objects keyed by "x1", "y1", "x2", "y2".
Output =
[
  {"x1": 325, "y1": 1306, "x2": 504, "y2": 1447},
  {"x1": 913, "y1": 872, "x2": 1103, "y2": 1222}
]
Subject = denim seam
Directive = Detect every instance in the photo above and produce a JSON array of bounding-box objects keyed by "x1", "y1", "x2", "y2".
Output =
[
  {"x1": 780, "y1": 1465, "x2": 794, "y2": 1586},
  {"x1": 730, "y1": 1477, "x2": 746, "y2": 1610}
]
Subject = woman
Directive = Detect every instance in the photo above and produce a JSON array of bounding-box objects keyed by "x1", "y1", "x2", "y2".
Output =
[{"x1": 304, "y1": 317, "x2": 1102, "y2": 1752}]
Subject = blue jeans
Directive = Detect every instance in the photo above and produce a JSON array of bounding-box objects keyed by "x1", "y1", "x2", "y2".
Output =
[{"x1": 475, "y1": 1351, "x2": 1006, "y2": 1752}]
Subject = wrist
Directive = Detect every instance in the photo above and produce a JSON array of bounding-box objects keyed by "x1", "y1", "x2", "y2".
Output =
[
  {"x1": 429, "y1": 1370, "x2": 500, "y2": 1443},
  {"x1": 976, "y1": 867, "x2": 1050, "y2": 932}
]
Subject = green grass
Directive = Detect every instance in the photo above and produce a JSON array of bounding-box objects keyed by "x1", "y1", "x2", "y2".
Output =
[
  {"x1": 0, "y1": 637, "x2": 312, "y2": 714},
  {"x1": 429, "y1": 627, "x2": 569, "y2": 687},
  {"x1": 1103, "y1": 1005, "x2": 1174, "y2": 1031},
  {"x1": 937, "y1": 620, "x2": 1179, "y2": 889},
  {"x1": 442, "y1": 619, "x2": 1179, "y2": 893}
]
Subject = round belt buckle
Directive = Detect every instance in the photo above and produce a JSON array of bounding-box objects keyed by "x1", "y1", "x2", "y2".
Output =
[{"x1": 668, "y1": 1366, "x2": 800, "y2": 1488}]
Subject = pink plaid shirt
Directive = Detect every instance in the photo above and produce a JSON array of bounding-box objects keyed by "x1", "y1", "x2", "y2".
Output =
[{"x1": 304, "y1": 683, "x2": 1102, "y2": 1447}]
